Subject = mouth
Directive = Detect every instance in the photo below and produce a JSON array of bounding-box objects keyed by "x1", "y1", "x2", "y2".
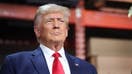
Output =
[{"x1": 50, "y1": 32, "x2": 62, "y2": 36}]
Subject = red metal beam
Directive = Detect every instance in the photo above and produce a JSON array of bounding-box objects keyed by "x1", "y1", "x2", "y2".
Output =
[
  {"x1": 0, "y1": 3, "x2": 37, "y2": 20},
  {"x1": 0, "y1": 3, "x2": 132, "y2": 30},
  {"x1": 82, "y1": 10, "x2": 132, "y2": 30}
]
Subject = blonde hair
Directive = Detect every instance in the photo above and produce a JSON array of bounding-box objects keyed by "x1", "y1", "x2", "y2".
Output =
[{"x1": 34, "y1": 4, "x2": 70, "y2": 26}]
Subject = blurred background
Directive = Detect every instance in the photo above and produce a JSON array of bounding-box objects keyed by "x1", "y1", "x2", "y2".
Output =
[{"x1": 0, "y1": 0, "x2": 132, "y2": 74}]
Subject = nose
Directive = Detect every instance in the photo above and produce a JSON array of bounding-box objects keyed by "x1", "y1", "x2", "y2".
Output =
[{"x1": 53, "y1": 19, "x2": 60, "y2": 29}]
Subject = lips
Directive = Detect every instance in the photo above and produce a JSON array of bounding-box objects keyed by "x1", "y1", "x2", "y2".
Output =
[{"x1": 50, "y1": 31, "x2": 62, "y2": 36}]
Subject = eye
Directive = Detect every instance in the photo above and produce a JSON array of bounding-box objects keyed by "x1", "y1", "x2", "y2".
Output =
[
  {"x1": 44, "y1": 19, "x2": 53, "y2": 24},
  {"x1": 60, "y1": 20, "x2": 64, "y2": 23},
  {"x1": 58, "y1": 18, "x2": 65, "y2": 23},
  {"x1": 47, "y1": 19, "x2": 53, "y2": 22}
]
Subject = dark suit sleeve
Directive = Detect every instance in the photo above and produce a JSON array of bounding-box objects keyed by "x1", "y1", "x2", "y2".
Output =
[
  {"x1": 89, "y1": 64, "x2": 97, "y2": 74},
  {"x1": 83, "y1": 62, "x2": 97, "y2": 74},
  {"x1": 0, "y1": 56, "x2": 15, "y2": 74}
]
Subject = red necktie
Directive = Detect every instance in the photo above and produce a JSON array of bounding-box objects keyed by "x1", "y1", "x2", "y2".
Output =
[{"x1": 52, "y1": 52, "x2": 65, "y2": 74}]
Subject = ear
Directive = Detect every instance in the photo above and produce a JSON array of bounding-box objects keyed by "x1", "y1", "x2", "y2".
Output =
[
  {"x1": 66, "y1": 27, "x2": 69, "y2": 37},
  {"x1": 34, "y1": 26, "x2": 40, "y2": 38}
]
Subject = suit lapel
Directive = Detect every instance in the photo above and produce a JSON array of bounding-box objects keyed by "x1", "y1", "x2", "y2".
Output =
[
  {"x1": 30, "y1": 47, "x2": 80, "y2": 74},
  {"x1": 31, "y1": 47, "x2": 50, "y2": 74},
  {"x1": 65, "y1": 53, "x2": 80, "y2": 74}
]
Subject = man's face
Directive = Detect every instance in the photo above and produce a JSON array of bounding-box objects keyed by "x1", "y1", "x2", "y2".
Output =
[{"x1": 35, "y1": 12, "x2": 68, "y2": 43}]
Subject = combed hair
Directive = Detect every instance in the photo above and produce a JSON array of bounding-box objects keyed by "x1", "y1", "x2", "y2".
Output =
[{"x1": 34, "y1": 4, "x2": 70, "y2": 26}]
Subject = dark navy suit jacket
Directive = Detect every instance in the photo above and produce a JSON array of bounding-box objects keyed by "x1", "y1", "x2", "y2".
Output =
[{"x1": 0, "y1": 47, "x2": 97, "y2": 74}]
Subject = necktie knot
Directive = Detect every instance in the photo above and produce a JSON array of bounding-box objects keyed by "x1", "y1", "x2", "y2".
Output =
[{"x1": 52, "y1": 52, "x2": 61, "y2": 58}]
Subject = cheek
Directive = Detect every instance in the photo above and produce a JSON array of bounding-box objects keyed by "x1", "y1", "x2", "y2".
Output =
[
  {"x1": 40, "y1": 27, "x2": 52, "y2": 37},
  {"x1": 39, "y1": 25, "x2": 49, "y2": 33}
]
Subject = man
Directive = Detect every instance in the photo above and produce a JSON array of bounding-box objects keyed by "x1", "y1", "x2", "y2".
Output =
[{"x1": 0, "y1": 4, "x2": 97, "y2": 74}]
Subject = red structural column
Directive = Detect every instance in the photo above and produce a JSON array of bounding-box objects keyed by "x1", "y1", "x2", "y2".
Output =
[{"x1": 75, "y1": 1, "x2": 86, "y2": 60}]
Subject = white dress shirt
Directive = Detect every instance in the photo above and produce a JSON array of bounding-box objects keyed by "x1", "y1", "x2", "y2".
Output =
[{"x1": 40, "y1": 44, "x2": 71, "y2": 74}]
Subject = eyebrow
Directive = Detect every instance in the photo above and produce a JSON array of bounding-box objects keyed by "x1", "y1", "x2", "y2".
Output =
[{"x1": 45, "y1": 18, "x2": 65, "y2": 22}]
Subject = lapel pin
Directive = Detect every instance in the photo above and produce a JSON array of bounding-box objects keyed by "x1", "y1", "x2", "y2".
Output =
[{"x1": 75, "y1": 63, "x2": 79, "y2": 66}]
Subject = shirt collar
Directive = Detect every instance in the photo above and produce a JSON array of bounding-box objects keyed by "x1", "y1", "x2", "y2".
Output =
[{"x1": 40, "y1": 44, "x2": 65, "y2": 58}]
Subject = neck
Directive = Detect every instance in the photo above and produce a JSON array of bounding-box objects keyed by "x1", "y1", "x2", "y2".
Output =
[{"x1": 41, "y1": 41, "x2": 64, "y2": 52}]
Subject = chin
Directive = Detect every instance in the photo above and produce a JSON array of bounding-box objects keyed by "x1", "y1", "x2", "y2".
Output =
[{"x1": 52, "y1": 39, "x2": 65, "y2": 43}]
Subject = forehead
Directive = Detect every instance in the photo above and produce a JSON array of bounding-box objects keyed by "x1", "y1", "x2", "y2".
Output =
[{"x1": 42, "y1": 12, "x2": 64, "y2": 19}]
